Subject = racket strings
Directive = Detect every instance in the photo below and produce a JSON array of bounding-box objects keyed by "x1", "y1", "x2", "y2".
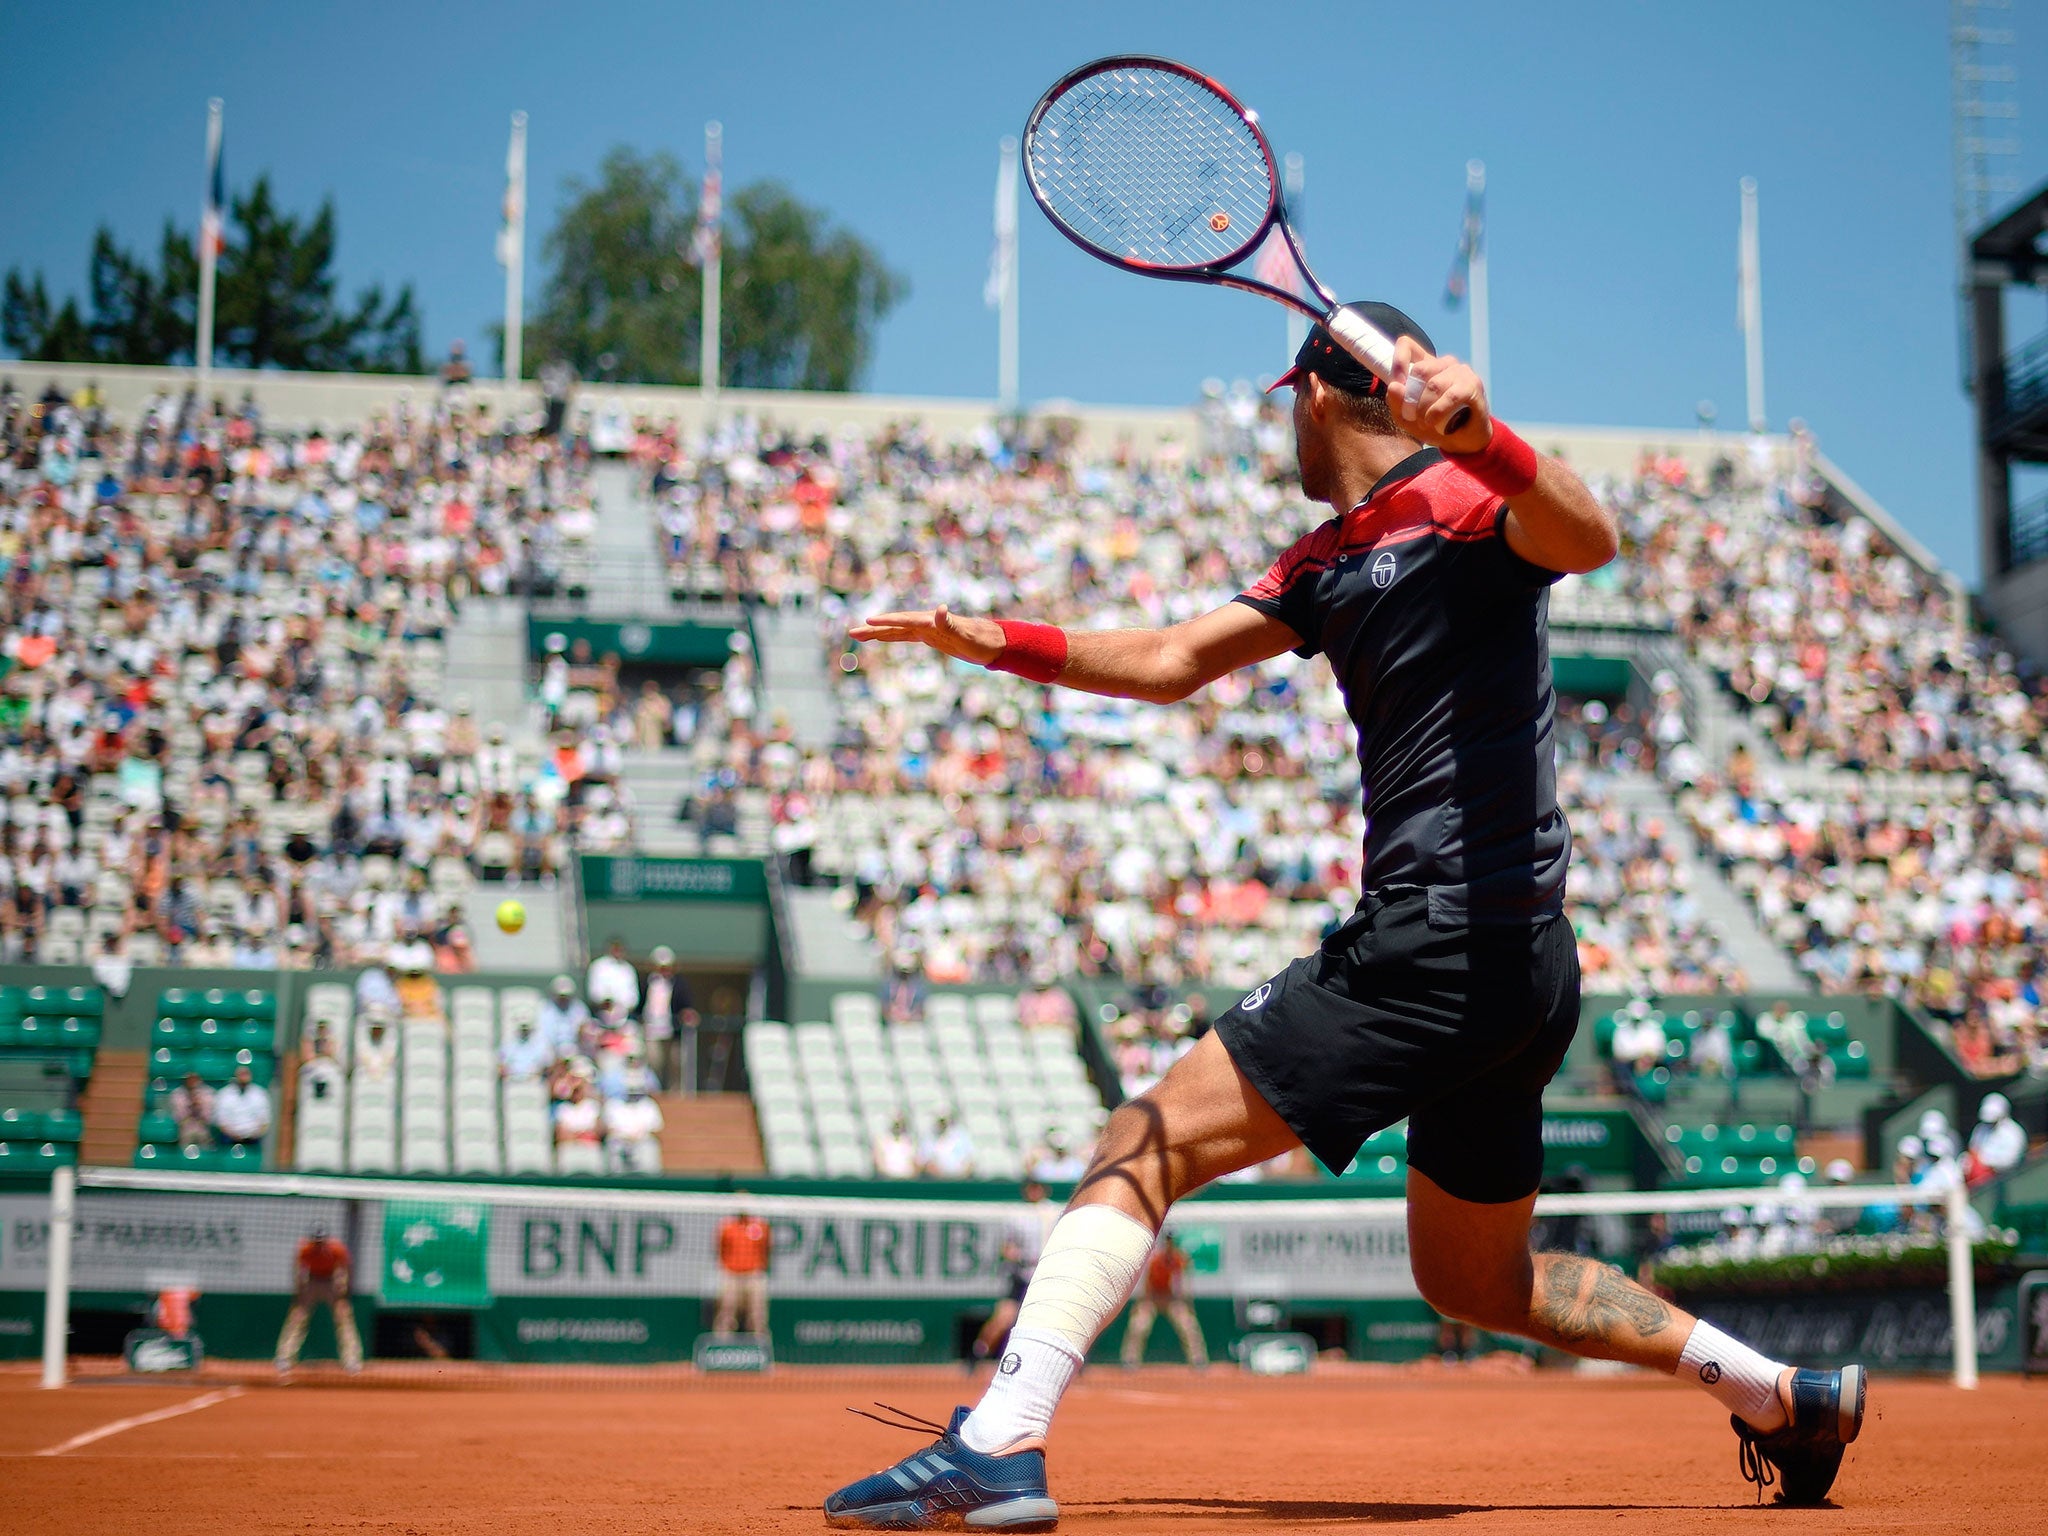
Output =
[{"x1": 1028, "y1": 66, "x2": 1272, "y2": 268}]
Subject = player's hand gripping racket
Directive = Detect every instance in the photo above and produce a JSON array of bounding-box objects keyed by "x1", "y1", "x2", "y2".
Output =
[{"x1": 1023, "y1": 55, "x2": 1469, "y2": 433}]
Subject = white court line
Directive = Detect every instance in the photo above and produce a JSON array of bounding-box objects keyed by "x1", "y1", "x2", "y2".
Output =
[{"x1": 35, "y1": 1387, "x2": 243, "y2": 1457}]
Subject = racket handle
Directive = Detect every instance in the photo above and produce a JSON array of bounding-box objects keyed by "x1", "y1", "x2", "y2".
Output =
[
  {"x1": 1324, "y1": 304, "x2": 1397, "y2": 382},
  {"x1": 1328, "y1": 303, "x2": 1474, "y2": 436}
]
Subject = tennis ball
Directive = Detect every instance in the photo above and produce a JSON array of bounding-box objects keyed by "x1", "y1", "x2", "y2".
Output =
[{"x1": 495, "y1": 899, "x2": 526, "y2": 934}]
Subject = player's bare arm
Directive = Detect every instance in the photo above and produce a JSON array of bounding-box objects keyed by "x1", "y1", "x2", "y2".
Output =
[
  {"x1": 847, "y1": 600, "x2": 1299, "y2": 705},
  {"x1": 1387, "y1": 336, "x2": 1620, "y2": 575}
]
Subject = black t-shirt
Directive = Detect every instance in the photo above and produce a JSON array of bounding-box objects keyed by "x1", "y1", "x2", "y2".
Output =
[{"x1": 1234, "y1": 448, "x2": 1570, "y2": 924}]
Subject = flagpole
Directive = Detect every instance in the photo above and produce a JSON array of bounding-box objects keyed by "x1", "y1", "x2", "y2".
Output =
[
  {"x1": 1283, "y1": 154, "x2": 1308, "y2": 360},
  {"x1": 196, "y1": 98, "x2": 222, "y2": 397},
  {"x1": 1465, "y1": 159, "x2": 1489, "y2": 397},
  {"x1": 1739, "y1": 176, "x2": 1765, "y2": 433},
  {"x1": 996, "y1": 137, "x2": 1020, "y2": 415},
  {"x1": 502, "y1": 111, "x2": 527, "y2": 383},
  {"x1": 700, "y1": 120, "x2": 723, "y2": 413}
]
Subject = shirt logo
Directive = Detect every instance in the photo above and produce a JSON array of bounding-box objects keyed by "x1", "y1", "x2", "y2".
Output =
[
  {"x1": 1240, "y1": 983, "x2": 1273, "y2": 1012},
  {"x1": 1371, "y1": 550, "x2": 1397, "y2": 589}
]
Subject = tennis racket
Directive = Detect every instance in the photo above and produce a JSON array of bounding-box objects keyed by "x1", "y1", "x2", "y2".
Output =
[{"x1": 1022, "y1": 54, "x2": 1469, "y2": 432}]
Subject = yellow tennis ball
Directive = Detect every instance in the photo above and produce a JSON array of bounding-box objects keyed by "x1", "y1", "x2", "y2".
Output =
[{"x1": 495, "y1": 899, "x2": 526, "y2": 934}]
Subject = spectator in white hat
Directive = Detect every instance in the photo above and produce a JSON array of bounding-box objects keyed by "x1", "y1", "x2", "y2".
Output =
[{"x1": 1965, "y1": 1094, "x2": 2026, "y2": 1187}]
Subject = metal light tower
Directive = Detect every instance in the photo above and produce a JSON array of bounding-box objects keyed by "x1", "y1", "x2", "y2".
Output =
[{"x1": 1952, "y1": 0, "x2": 2020, "y2": 390}]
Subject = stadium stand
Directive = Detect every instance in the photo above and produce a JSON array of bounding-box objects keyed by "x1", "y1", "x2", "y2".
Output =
[
  {"x1": 747, "y1": 988, "x2": 1107, "y2": 1180},
  {"x1": 288, "y1": 973, "x2": 665, "y2": 1176},
  {"x1": 7, "y1": 366, "x2": 2045, "y2": 1197},
  {"x1": 0, "y1": 982, "x2": 98, "y2": 1168},
  {"x1": 0, "y1": 381, "x2": 628, "y2": 976}
]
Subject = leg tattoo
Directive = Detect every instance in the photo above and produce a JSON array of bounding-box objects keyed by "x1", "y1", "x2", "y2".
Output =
[{"x1": 1534, "y1": 1253, "x2": 1672, "y2": 1346}]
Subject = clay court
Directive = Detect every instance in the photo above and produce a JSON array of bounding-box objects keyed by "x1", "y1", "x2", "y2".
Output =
[{"x1": 4, "y1": 1364, "x2": 2041, "y2": 1534}]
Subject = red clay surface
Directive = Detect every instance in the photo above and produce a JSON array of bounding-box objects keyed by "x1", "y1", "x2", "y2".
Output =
[{"x1": 4, "y1": 1361, "x2": 2043, "y2": 1534}]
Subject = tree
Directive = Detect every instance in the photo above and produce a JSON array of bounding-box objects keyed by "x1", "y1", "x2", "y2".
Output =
[
  {"x1": 525, "y1": 148, "x2": 700, "y2": 385},
  {"x1": 2, "y1": 175, "x2": 422, "y2": 373},
  {"x1": 526, "y1": 146, "x2": 905, "y2": 390},
  {"x1": 723, "y1": 182, "x2": 907, "y2": 391}
]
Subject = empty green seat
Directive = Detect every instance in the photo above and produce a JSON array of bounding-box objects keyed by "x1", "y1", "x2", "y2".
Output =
[
  {"x1": 25, "y1": 1017, "x2": 101, "y2": 1049},
  {"x1": 0, "y1": 1140, "x2": 76, "y2": 1168},
  {"x1": 141, "y1": 1141, "x2": 261, "y2": 1171},
  {"x1": 1830, "y1": 1040, "x2": 1870, "y2": 1078},
  {"x1": 183, "y1": 988, "x2": 276, "y2": 1022},
  {"x1": 137, "y1": 1113, "x2": 179, "y2": 1145},
  {"x1": 25, "y1": 985, "x2": 103, "y2": 1018},
  {"x1": 157, "y1": 989, "x2": 210, "y2": 1019},
  {"x1": 0, "y1": 1107, "x2": 48, "y2": 1139}
]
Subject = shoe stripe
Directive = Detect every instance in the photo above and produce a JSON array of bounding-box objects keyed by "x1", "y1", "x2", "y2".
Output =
[
  {"x1": 888, "y1": 1466, "x2": 917, "y2": 1490},
  {"x1": 926, "y1": 1454, "x2": 957, "y2": 1475}
]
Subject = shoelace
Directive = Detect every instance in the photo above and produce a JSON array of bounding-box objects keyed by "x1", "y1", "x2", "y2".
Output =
[
  {"x1": 1733, "y1": 1423, "x2": 1776, "y2": 1505},
  {"x1": 847, "y1": 1401, "x2": 951, "y2": 1437}
]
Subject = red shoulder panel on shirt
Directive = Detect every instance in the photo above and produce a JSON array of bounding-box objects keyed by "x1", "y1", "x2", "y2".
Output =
[
  {"x1": 1245, "y1": 517, "x2": 1343, "y2": 600},
  {"x1": 1337, "y1": 460, "x2": 1503, "y2": 555}
]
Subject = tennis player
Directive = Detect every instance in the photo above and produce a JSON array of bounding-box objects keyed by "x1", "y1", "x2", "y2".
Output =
[{"x1": 823, "y1": 306, "x2": 1864, "y2": 1530}]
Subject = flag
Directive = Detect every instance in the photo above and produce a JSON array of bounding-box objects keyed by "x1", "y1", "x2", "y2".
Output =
[
  {"x1": 496, "y1": 113, "x2": 525, "y2": 269},
  {"x1": 692, "y1": 153, "x2": 722, "y2": 267},
  {"x1": 200, "y1": 111, "x2": 226, "y2": 260},
  {"x1": 1444, "y1": 176, "x2": 1483, "y2": 308},
  {"x1": 1252, "y1": 229, "x2": 1304, "y2": 301},
  {"x1": 984, "y1": 145, "x2": 1016, "y2": 309}
]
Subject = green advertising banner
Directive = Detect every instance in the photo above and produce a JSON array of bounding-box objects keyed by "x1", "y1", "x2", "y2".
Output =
[
  {"x1": 383, "y1": 1201, "x2": 492, "y2": 1310},
  {"x1": 579, "y1": 856, "x2": 768, "y2": 904},
  {"x1": 528, "y1": 618, "x2": 740, "y2": 668}
]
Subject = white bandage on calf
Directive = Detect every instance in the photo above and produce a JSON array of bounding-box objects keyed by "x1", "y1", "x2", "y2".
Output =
[
  {"x1": 957, "y1": 1205, "x2": 1157, "y2": 1454},
  {"x1": 1012, "y1": 1203, "x2": 1158, "y2": 1354},
  {"x1": 1678, "y1": 1318, "x2": 1788, "y2": 1432}
]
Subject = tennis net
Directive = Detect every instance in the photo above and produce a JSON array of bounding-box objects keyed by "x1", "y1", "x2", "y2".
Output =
[{"x1": 18, "y1": 1166, "x2": 2011, "y2": 1387}]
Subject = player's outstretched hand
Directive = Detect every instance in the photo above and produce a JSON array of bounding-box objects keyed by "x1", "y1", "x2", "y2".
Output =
[
  {"x1": 848, "y1": 605, "x2": 1005, "y2": 665},
  {"x1": 1388, "y1": 336, "x2": 1493, "y2": 455}
]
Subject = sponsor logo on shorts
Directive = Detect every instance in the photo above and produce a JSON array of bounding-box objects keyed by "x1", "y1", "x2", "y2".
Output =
[
  {"x1": 1240, "y1": 983, "x2": 1273, "y2": 1012},
  {"x1": 999, "y1": 1351, "x2": 1022, "y2": 1375},
  {"x1": 1698, "y1": 1361, "x2": 1723, "y2": 1385},
  {"x1": 1371, "y1": 551, "x2": 1397, "y2": 589}
]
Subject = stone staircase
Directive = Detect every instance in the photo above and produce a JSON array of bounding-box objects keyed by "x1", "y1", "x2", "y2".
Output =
[
  {"x1": 78, "y1": 1049, "x2": 147, "y2": 1167},
  {"x1": 752, "y1": 605, "x2": 836, "y2": 749},
  {"x1": 658, "y1": 1092, "x2": 765, "y2": 1175},
  {"x1": 1600, "y1": 773, "x2": 1803, "y2": 992}
]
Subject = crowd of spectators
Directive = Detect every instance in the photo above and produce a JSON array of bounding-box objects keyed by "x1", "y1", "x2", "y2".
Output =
[
  {"x1": 1569, "y1": 434, "x2": 2048, "y2": 1078},
  {"x1": 11, "y1": 371, "x2": 2048, "y2": 1088},
  {"x1": 0, "y1": 377, "x2": 636, "y2": 974},
  {"x1": 631, "y1": 413, "x2": 1758, "y2": 1002}
]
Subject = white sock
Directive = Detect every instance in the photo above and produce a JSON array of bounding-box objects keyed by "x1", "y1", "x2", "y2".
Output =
[
  {"x1": 958, "y1": 1204, "x2": 1156, "y2": 1453},
  {"x1": 958, "y1": 1327, "x2": 1082, "y2": 1454},
  {"x1": 1678, "y1": 1319, "x2": 1788, "y2": 1431}
]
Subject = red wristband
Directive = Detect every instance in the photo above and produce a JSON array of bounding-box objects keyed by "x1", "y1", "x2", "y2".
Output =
[
  {"x1": 989, "y1": 619, "x2": 1068, "y2": 684},
  {"x1": 1445, "y1": 420, "x2": 1540, "y2": 499}
]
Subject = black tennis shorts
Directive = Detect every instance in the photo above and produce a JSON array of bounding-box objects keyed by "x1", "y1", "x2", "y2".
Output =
[{"x1": 1214, "y1": 885, "x2": 1580, "y2": 1204}]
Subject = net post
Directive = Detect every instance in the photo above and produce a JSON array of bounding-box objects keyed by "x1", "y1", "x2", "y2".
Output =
[
  {"x1": 1944, "y1": 1178, "x2": 1979, "y2": 1389},
  {"x1": 40, "y1": 1163, "x2": 76, "y2": 1389}
]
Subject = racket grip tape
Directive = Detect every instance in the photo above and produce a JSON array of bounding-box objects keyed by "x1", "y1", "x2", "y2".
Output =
[{"x1": 1327, "y1": 304, "x2": 1472, "y2": 435}]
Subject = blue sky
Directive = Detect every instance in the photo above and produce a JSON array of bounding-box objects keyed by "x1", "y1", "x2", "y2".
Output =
[{"x1": 1, "y1": 1, "x2": 2040, "y2": 582}]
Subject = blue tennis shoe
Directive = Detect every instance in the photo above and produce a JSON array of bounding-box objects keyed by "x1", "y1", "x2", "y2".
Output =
[
  {"x1": 1731, "y1": 1364, "x2": 1866, "y2": 1506},
  {"x1": 825, "y1": 1405, "x2": 1057, "y2": 1530}
]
